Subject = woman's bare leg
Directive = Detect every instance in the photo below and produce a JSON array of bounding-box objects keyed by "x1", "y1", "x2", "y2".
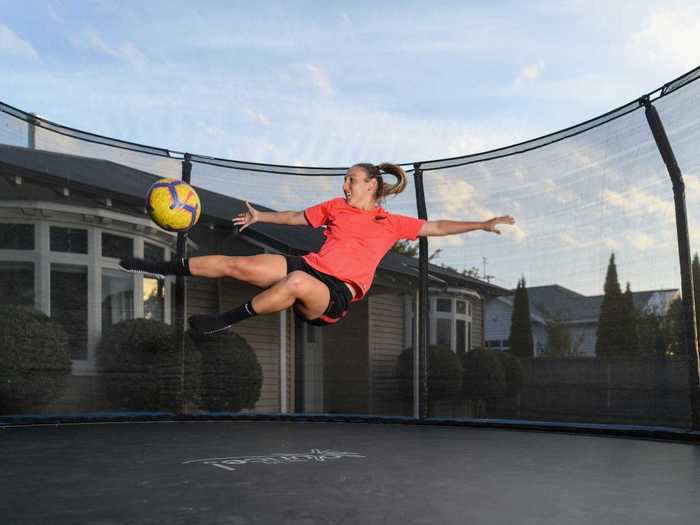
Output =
[
  {"x1": 188, "y1": 271, "x2": 331, "y2": 335},
  {"x1": 251, "y1": 271, "x2": 330, "y2": 317},
  {"x1": 188, "y1": 254, "x2": 287, "y2": 289}
]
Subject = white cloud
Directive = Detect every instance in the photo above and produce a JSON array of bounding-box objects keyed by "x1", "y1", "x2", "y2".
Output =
[
  {"x1": 543, "y1": 178, "x2": 576, "y2": 204},
  {"x1": 626, "y1": 231, "x2": 655, "y2": 251},
  {"x1": 684, "y1": 174, "x2": 700, "y2": 203},
  {"x1": 73, "y1": 28, "x2": 147, "y2": 68},
  {"x1": 243, "y1": 108, "x2": 271, "y2": 126},
  {"x1": 627, "y1": 6, "x2": 700, "y2": 73},
  {"x1": 514, "y1": 61, "x2": 544, "y2": 85},
  {"x1": 602, "y1": 187, "x2": 675, "y2": 220},
  {"x1": 304, "y1": 64, "x2": 334, "y2": 97},
  {"x1": 560, "y1": 232, "x2": 617, "y2": 251},
  {"x1": 0, "y1": 24, "x2": 39, "y2": 60}
]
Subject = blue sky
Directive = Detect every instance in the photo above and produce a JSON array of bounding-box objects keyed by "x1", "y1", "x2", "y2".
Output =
[
  {"x1": 1, "y1": 1, "x2": 700, "y2": 295},
  {"x1": 2, "y1": 0, "x2": 699, "y2": 164}
]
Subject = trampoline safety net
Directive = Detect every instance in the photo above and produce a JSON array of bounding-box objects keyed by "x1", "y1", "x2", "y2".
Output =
[{"x1": 1, "y1": 66, "x2": 699, "y2": 431}]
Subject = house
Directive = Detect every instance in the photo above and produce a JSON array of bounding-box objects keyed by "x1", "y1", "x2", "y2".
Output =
[
  {"x1": 485, "y1": 284, "x2": 679, "y2": 357},
  {"x1": 0, "y1": 143, "x2": 510, "y2": 416}
]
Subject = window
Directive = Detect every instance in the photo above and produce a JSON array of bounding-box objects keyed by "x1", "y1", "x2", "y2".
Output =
[
  {"x1": 102, "y1": 269, "x2": 134, "y2": 329},
  {"x1": 50, "y1": 227, "x2": 87, "y2": 254},
  {"x1": 456, "y1": 300, "x2": 466, "y2": 314},
  {"x1": 102, "y1": 233, "x2": 133, "y2": 259},
  {"x1": 143, "y1": 276, "x2": 164, "y2": 322},
  {"x1": 144, "y1": 242, "x2": 165, "y2": 262},
  {"x1": 0, "y1": 223, "x2": 34, "y2": 250},
  {"x1": 436, "y1": 318, "x2": 451, "y2": 346},
  {"x1": 51, "y1": 264, "x2": 88, "y2": 360},
  {"x1": 468, "y1": 321, "x2": 472, "y2": 350},
  {"x1": 0, "y1": 261, "x2": 34, "y2": 307},
  {"x1": 456, "y1": 319, "x2": 466, "y2": 353},
  {"x1": 436, "y1": 298, "x2": 452, "y2": 312}
]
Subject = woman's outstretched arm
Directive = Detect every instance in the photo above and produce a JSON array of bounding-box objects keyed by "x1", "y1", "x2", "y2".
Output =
[
  {"x1": 418, "y1": 216, "x2": 515, "y2": 237},
  {"x1": 233, "y1": 201, "x2": 307, "y2": 231}
]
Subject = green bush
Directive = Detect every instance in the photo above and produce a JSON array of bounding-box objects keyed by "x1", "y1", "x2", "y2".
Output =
[
  {"x1": 396, "y1": 345, "x2": 463, "y2": 402},
  {"x1": 495, "y1": 351, "x2": 524, "y2": 397},
  {"x1": 96, "y1": 319, "x2": 201, "y2": 411},
  {"x1": 191, "y1": 330, "x2": 262, "y2": 412},
  {"x1": 461, "y1": 348, "x2": 507, "y2": 401},
  {"x1": 0, "y1": 306, "x2": 71, "y2": 413}
]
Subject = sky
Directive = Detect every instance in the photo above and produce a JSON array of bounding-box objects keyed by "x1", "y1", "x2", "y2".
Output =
[{"x1": 1, "y1": 1, "x2": 700, "y2": 295}]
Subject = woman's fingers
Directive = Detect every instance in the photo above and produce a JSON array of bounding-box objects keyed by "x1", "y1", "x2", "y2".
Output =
[{"x1": 232, "y1": 203, "x2": 257, "y2": 231}]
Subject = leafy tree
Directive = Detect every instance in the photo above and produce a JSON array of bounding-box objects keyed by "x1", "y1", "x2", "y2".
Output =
[
  {"x1": 509, "y1": 276, "x2": 534, "y2": 358},
  {"x1": 595, "y1": 253, "x2": 626, "y2": 358},
  {"x1": 390, "y1": 240, "x2": 442, "y2": 261},
  {"x1": 544, "y1": 318, "x2": 571, "y2": 356},
  {"x1": 391, "y1": 239, "x2": 419, "y2": 258}
]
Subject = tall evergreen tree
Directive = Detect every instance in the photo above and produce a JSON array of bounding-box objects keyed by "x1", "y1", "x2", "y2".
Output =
[
  {"x1": 621, "y1": 282, "x2": 639, "y2": 356},
  {"x1": 665, "y1": 296, "x2": 686, "y2": 359},
  {"x1": 596, "y1": 253, "x2": 626, "y2": 358},
  {"x1": 509, "y1": 276, "x2": 534, "y2": 358},
  {"x1": 692, "y1": 253, "x2": 700, "y2": 344}
]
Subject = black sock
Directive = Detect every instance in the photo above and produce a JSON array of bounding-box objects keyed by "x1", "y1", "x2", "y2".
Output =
[
  {"x1": 172, "y1": 257, "x2": 192, "y2": 276},
  {"x1": 119, "y1": 256, "x2": 191, "y2": 276},
  {"x1": 221, "y1": 300, "x2": 258, "y2": 325},
  {"x1": 188, "y1": 300, "x2": 258, "y2": 335}
]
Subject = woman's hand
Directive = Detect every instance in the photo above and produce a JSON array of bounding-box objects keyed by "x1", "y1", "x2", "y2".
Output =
[
  {"x1": 483, "y1": 215, "x2": 515, "y2": 235},
  {"x1": 232, "y1": 201, "x2": 260, "y2": 232}
]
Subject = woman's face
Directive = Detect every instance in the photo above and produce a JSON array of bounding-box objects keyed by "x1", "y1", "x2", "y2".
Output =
[{"x1": 343, "y1": 166, "x2": 376, "y2": 207}]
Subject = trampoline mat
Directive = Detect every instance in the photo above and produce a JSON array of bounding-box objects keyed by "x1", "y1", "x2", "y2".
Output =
[{"x1": 1, "y1": 420, "x2": 699, "y2": 524}]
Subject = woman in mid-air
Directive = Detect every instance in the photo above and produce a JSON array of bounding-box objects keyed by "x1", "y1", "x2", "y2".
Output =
[{"x1": 120, "y1": 162, "x2": 515, "y2": 336}]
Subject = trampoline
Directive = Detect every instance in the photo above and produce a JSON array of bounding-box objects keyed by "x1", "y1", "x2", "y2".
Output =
[
  {"x1": 1, "y1": 420, "x2": 699, "y2": 524},
  {"x1": 2, "y1": 61, "x2": 700, "y2": 524}
]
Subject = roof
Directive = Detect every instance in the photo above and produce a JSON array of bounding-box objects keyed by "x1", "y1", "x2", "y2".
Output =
[
  {"x1": 0, "y1": 144, "x2": 506, "y2": 293},
  {"x1": 496, "y1": 284, "x2": 680, "y2": 323}
]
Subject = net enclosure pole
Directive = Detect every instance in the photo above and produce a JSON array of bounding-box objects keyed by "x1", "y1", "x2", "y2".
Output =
[
  {"x1": 413, "y1": 163, "x2": 430, "y2": 420},
  {"x1": 173, "y1": 152, "x2": 192, "y2": 414},
  {"x1": 643, "y1": 97, "x2": 700, "y2": 430}
]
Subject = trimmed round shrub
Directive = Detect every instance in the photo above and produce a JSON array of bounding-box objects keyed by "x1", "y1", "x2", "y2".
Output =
[
  {"x1": 0, "y1": 305, "x2": 71, "y2": 413},
  {"x1": 495, "y1": 351, "x2": 524, "y2": 397},
  {"x1": 96, "y1": 319, "x2": 201, "y2": 411},
  {"x1": 461, "y1": 348, "x2": 507, "y2": 401},
  {"x1": 397, "y1": 345, "x2": 463, "y2": 402},
  {"x1": 191, "y1": 330, "x2": 262, "y2": 412}
]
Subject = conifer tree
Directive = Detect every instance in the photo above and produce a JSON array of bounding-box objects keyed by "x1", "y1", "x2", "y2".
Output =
[
  {"x1": 596, "y1": 253, "x2": 626, "y2": 358},
  {"x1": 692, "y1": 253, "x2": 700, "y2": 343},
  {"x1": 621, "y1": 282, "x2": 639, "y2": 356},
  {"x1": 509, "y1": 276, "x2": 534, "y2": 358}
]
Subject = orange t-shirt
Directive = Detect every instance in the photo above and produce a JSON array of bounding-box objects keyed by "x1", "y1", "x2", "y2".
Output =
[{"x1": 303, "y1": 197, "x2": 426, "y2": 301}]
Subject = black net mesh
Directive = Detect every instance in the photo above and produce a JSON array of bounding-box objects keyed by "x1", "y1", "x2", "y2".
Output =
[
  {"x1": 424, "y1": 104, "x2": 690, "y2": 426},
  {"x1": 1, "y1": 68, "x2": 698, "y2": 430}
]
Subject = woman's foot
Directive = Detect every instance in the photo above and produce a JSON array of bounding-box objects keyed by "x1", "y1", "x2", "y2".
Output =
[
  {"x1": 119, "y1": 256, "x2": 165, "y2": 277},
  {"x1": 188, "y1": 312, "x2": 234, "y2": 336},
  {"x1": 118, "y1": 256, "x2": 190, "y2": 277}
]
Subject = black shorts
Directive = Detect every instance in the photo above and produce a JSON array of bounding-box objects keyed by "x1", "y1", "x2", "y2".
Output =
[{"x1": 284, "y1": 255, "x2": 352, "y2": 326}]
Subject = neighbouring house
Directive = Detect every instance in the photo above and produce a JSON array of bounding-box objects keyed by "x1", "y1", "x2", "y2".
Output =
[
  {"x1": 485, "y1": 284, "x2": 679, "y2": 357},
  {"x1": 0, "y1": 143, "x2": 511, "y2": 416}
]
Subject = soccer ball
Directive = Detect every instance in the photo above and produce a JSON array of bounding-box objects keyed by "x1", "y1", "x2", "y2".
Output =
[{"x1": 146, "y1": 178, "x2": 202, "y2": 232}]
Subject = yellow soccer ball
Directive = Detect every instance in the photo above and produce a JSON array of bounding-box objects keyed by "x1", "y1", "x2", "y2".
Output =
[{"x1": 146, "y1": 178, "x2": 202, "y2": 232}]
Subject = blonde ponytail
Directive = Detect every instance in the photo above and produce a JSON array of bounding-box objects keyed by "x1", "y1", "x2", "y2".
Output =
[
  {"x1": 352, "y1": 162, "x2": 408, "y2": 203},
  {"x1": 377, "y1": 162, "x2": 407, "y2": 199}
]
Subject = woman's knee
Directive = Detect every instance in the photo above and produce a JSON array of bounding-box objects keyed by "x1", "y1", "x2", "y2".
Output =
[
  {"x1": 285, "y1": 271, "x2": 312, "y2": 296},
  {"x1": 222, "y1": 256, "x2": 243, "y2": 279}
]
